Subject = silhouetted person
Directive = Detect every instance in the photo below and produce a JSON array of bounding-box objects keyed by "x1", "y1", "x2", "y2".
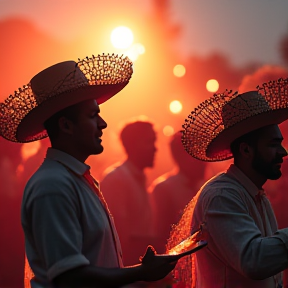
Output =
[
  {"x1": 149, "y1": 131, "x2": 206, "y2": 253},
  {"x1": 101, "y1": 120, "x2": 157, "y2": 268},
  {"x1": 0, "y1": 55, "x2": 178, "y2": 288},
  {"x1": 168, "y1": 80, "x2": 288, "y2": 288}
]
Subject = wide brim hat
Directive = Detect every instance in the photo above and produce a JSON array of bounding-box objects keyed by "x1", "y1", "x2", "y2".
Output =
[
  {"x1": 182, "y1": 78, "x2": 288, "y2": 162},
  {"x1": 0, "y1": 54, "x2": 133, "y2": 143}
]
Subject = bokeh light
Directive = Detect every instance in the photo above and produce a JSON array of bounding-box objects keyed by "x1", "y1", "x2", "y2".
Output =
[
  {"x1": 110, "y1": 26, "x2": 134, "y2": 49},
  {"x1": 206, "y1": 79, "x2": 219, "y2": 92},
  {"x1": 173, "y1": 64, "x2": 186, "y2": 77},
  {"x1": 163, "y1": 125, "x2": 174, "y2": 136},
  {"x1": 169, "y1": 100, "x2": 183, "y2": 114}
]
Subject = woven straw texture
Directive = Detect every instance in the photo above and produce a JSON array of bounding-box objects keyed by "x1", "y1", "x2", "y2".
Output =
[
  {"x1": 182, "y1": 78, "x2": 288, "y2": 162},
  {"x1": 0, "y1": 54, "x2": 133, "y2": 142}
]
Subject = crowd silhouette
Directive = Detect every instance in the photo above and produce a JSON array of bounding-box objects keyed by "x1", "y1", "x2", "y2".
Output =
[{"x1": 149, "y1": 131, "x2": 207, "y2": 254}]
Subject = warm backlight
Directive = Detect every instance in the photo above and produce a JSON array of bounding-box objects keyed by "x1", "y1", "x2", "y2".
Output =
[
  {"x1": 124, "y1": 43, "x2": 145, "y2": 61},
  {"x1": 169, "y1": 100, "x2": 182, "y2": 114},
  {"x1": 21, "y1": 141, "x2": 41, "y2": 161},
  {"x1": 206, "y1": 79, "x2": 219, "y2": 92},
  {"x1": 110, "y1": 26, "x2": 134, "y2": 49},
  {"x1": 163, "y1": 125, "x2": 175, "y2": 136},
  {"x1": 173, "y1": 64, "x2": 186, "y2": 77}
]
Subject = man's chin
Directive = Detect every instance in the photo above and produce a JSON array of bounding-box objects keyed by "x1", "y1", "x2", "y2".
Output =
[
  {"x1": 93, "y1": 145, "x2": 104, "y2": 155},
  {"x1": 268, "y1": 171, "x2": 282, "y2": 180}
]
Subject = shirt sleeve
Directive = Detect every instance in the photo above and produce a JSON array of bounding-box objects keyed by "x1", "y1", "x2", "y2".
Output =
[
  {"x1": 205, "y1": 189, "x2": 288, "y2": 280},
  {"x1": 29, "y1": 179, "x2": 89, "y2": 281}
]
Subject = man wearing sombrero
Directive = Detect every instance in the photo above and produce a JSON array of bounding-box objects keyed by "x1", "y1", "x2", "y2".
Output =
[
  {"x1": 0, "y1": 54, "x2": 179, "y2": 288},
  {"x1": 167, "y1": 79, "x2": 288, "y2": 288}
]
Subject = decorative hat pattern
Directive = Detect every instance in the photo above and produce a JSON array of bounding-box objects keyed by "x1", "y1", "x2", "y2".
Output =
[
  {"x1": 0, "y1": 54, "x2": 133, "y2": 143},
  {"x1": 182, "y1": 78, "x2": 288, "y2": 162}
]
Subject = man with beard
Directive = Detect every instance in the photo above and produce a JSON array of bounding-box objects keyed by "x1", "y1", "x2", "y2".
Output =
[
  {"x1": 0, "y1": 55, "x2": 179, "y2": 288},
  {"x1": 167, "y1": 78, "x2": 288, "y2": 288}
]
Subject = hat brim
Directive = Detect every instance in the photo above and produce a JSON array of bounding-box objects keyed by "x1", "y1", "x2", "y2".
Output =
[
  {"x1": 206, "y1": 108, "x2": 288, "y2": 161},
  {"x1": 16, "y1": 82, "x2": 128, "y2": 142}
]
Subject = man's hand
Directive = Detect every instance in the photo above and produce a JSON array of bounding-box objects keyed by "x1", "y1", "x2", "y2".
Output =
[{"x1": 138, "y1": 245, "x2": 178, "y2": 282}]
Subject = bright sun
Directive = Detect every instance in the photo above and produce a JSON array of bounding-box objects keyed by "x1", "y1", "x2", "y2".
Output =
[{"x1": 110, "y1": 26, "x2": 134, "y2": 49}]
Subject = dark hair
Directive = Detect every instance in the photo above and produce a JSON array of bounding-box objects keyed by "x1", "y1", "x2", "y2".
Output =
[
  {"x1": 230, "y1": 127, "x2": 264, "y2": 158},
  {"x1": 120, "y1": 121, "x2": 154, "y2": 151},
  {"x1": 43, "y1": 104, "x2": 79, "y2": 141}
]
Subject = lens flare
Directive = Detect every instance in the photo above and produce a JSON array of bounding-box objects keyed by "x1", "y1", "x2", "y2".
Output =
[{"x1": 124, "y1": 43, "x2": 145, "y2": 61}]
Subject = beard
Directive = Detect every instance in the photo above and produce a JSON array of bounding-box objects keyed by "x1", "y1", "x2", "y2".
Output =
[{"x1": 252, "y1": 151, "x2": 283, "y2": 180}]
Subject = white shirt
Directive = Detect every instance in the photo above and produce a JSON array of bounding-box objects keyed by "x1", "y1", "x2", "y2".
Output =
[
  {"x1": 191, "y1": 164, "x2": 288, "y2": 288},
  {"x1": 21, "y1": 148, "x2": 121, "y2": 286}
]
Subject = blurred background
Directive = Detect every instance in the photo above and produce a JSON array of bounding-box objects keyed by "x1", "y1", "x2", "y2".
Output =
[{"x1": 1, "y1": 0, "x2": 288, "y2": 287}]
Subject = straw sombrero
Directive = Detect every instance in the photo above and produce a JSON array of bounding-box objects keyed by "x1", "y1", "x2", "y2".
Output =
[
  {"x1": 0, "y1": 54, "x2": 133, "y2": 143},
  {"x1": 182, "y1": 78, "x2": 288, "y2": 162}
]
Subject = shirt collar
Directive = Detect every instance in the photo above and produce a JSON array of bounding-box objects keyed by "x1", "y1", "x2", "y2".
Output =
[
  {"x1": 46, "y1": 147, "x2": 90, "y2": 176},
  {"x1": 226, "y1": 164, "x2": 262, "y2": 198}
]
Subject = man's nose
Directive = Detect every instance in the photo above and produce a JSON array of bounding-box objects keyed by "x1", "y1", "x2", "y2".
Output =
[
  {"x1": 98, "y1": 117, "x2": 107, "y2": 129},
  {"x1": 281, "y1": 145, "x2": 288, "y2": 157}
]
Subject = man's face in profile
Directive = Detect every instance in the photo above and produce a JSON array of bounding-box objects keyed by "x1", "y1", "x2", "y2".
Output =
[
  {"x1": 251, "y1": 124, "x2": 287, "y2": 180},
  {"x1": 71, "y1": 99, "x2": 107, "y2": 157}
]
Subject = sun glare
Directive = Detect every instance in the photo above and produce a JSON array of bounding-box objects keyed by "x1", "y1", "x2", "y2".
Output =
[
  {"x1": 169, "y1": 100, "x2": 183, "y2": 114},
  {"x1": 110, "y1": 26, "x2": 134, "y2": 49},
  {"x1": 206, "y1": 79, "x2": 219, "y2": 93},
  {"x1": 173, "y1": 64, "x2": 186, "y2": 77},
  {"x1": 134, "y1": 43, "x2": 145, "y2": 54}
]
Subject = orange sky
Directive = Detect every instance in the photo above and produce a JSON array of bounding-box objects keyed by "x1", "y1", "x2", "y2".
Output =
[
  {"x1": 1, "y1": 0, "x2": 288, "y2": 66},
  {"x1": 1, "y1": 0, "x2": 287, "y2": 182}
]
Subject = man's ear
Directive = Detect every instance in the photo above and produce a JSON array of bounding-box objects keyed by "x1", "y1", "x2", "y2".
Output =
[
  {"x1": 58, "y1": 116, "x2": 73, "y2": 134},
  {"x1": 239, "y1": 142, "x2": 253, "y2": 159}
]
